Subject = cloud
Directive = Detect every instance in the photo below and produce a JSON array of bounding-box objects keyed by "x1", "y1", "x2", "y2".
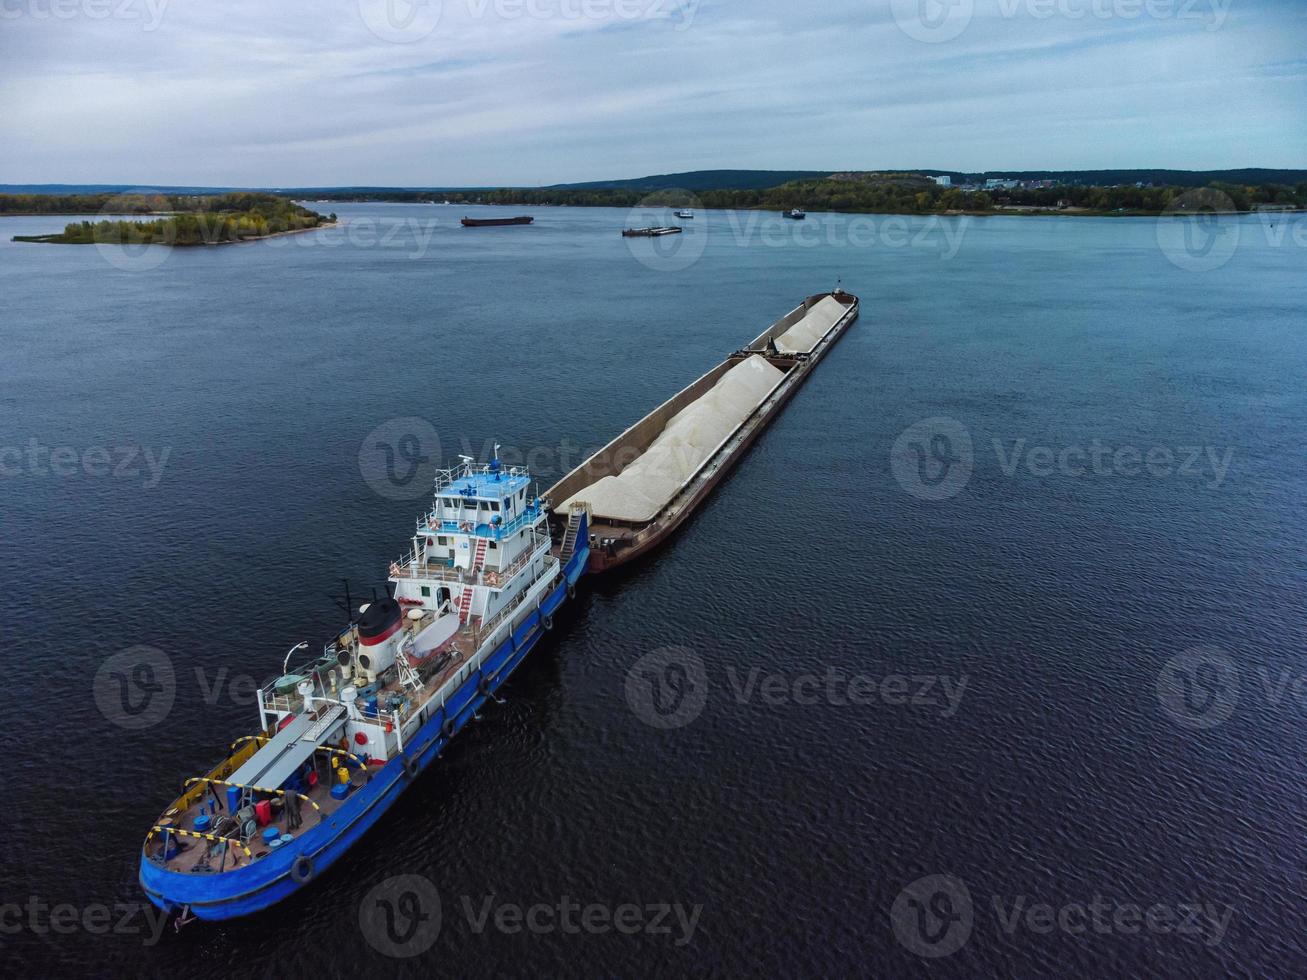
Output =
[{"x1": 0, "y1": 0, "x2": 1302, "y2": 184}]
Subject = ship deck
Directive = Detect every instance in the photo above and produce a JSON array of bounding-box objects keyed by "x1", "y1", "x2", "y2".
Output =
[
  {"x1": 151, "y1": 760, "x2": 367, "y2": 874},
  {"x1": 148, "y1": 575, "x2": 553, "y2": 875}
]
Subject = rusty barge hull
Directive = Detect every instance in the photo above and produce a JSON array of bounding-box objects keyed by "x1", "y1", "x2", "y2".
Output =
[{"x1": 546, "y1": 291, "x2": 859, "y2": 573}]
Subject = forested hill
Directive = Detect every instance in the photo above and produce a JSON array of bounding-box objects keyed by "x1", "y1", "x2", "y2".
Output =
[
  {"x1": 549, "y1": 170, "x2": 832, "y2": 191},
  {"x1": 3, "y1": 168, "x2": 1305, "y2": 197}
]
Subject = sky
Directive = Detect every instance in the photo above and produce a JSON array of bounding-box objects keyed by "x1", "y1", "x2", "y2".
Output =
[{"x1": 0, "y1": 0, "x2": 1304, "y2": 186}]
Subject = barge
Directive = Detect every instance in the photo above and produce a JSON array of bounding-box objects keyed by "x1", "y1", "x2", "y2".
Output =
[
  {"x1": 622, "y1": 226, "x2": 682, "y2": 237},
  {"x1": 546, "y1": 290, "x2": 858, "y2": 573},
  {"x1": 461, "y1": 216, "x2": 533, "y2": 227}
]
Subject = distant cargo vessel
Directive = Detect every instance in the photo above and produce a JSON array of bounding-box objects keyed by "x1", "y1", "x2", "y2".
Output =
[
  {"x1": 461, "y1": 216, "x2": 533, "y2": 227},
  {"x1": 622, "y1": 226, "x2": 683, "y2": 237},
  {"x1": 548, "y1": 290, "x2": 858, "y2": 572}
]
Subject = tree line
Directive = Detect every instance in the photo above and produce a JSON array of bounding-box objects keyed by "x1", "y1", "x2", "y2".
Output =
[{"x1": 284, "y1": 178, "x2": 1307, "y2": 214}]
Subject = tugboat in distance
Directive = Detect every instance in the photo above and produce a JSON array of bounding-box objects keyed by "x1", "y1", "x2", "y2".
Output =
[{"x1": 783, "y1": 208, "x2": 806, "y2": 220}]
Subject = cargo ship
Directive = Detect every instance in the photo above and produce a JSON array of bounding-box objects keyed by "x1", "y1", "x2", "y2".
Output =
[
  {"x1": 461, "y1": 216, "x2": 533, "y2": 227},
  {"x1": 547, "y1": 290, "x2": 858, "y2": 572},
  {"x1": 139, "y1": 456, "x2": 589, "y2": 921},
  {"x1": 621, "y1": 226, "x2": 682, "y2": 237}
]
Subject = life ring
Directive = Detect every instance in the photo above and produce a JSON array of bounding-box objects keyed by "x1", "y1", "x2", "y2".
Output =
[
  {"x1": 460, "y1": 521, "x2": 473, "y2": 532},
  {"x1": 441, "y1": 717, "x2": 456, "y2": 739},
  {"x1": 403, "y1": 754, "x2": 420, "y2": 779},
  {"x1": 290, "y1": 855, "x2": 315, "y2": 884}
]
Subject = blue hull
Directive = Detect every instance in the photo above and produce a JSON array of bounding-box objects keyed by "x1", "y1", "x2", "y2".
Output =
[{"x1": 140, "y1": 546, "x2": 586, "y2": 921}]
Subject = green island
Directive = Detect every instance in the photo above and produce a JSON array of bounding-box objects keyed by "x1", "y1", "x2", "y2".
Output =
[{"x1": 8, "y1": 193, "x2": 334, "y2": 245}]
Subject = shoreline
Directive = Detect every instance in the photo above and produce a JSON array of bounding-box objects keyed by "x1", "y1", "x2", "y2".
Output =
[
  {"x1": 291, "y1": 200, "x2": 1303, "y2": 219},
  {"x1": 12, "y1": 219, "x2": 337, "y2": 246}
]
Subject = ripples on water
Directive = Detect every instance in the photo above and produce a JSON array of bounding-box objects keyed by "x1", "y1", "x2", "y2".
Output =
[{"x1": 1, "y1": 204, "x2": 1304, "y2": 976}]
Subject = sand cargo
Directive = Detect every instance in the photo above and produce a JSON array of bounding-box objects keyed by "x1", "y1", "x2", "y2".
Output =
[{"x1": 547, "y1": 290, "x2": 859, "y2": 572}]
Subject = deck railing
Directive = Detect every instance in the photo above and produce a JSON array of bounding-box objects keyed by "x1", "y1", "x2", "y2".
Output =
[
  {"x1": 389, "y1": 533, "x2": 549, "y2": 590},
  {"x1": 475, "y1": 556, "x2": 560, "y2": 645},
  {"x1": 417, "y1": 503, "x2": 542, "y2": 541},
  {"x1": 432, "y1": 461, "x2": 531, "y2": 495}
]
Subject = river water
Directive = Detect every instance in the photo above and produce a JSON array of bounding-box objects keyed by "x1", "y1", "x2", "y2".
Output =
[{"x1": 1, "y1": 203, "x2": 1304, "y2": 976}]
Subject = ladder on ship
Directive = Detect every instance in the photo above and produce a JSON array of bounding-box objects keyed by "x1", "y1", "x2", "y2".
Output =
[
  {"x1": 471, "y1": 537, "x2": 489, "y2": 574},
  {"x1": 456, "y1": 585, "x2": 474, "y2": 625},
  {"x1": 395, "y1": 646, "x2": 425, "y2": 695},
  {"x1": 559, "y1": 503, "x2": 587, "y2": 562}
]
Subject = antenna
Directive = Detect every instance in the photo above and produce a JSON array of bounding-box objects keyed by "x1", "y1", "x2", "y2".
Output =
[{"x1": 330, "y1": 578, "x2": 355, "y2": 621}]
